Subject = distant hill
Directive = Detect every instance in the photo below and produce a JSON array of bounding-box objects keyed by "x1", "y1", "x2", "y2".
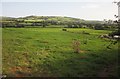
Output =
[
  {"x1": 1, "y1": 15, "x2": 104, "y2": 24},
  {"x1": 1, "y1": 15, "x2": 109, "y2": 28},
  {"x1": 1, "y1": 16, "x2": 15, "y2": 21}
]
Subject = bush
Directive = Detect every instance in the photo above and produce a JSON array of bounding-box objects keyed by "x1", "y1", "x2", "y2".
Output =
[
  {"x1": 109, "y1": 30, "x2": 120, "y2": 37},
  {"x1": 72, "y1": 39, "x2": 80, "y2": 53},
  {"x1": 2, "y1": 22, "x2": 16, "y2": 28},
  {"x1": 94, "y1": 24, "x2": 104, "y2": 30}
]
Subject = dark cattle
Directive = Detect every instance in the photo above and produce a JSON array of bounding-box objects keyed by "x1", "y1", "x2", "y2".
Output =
[{"x1": 62, "y1": 29, "x2": 67, "y2": 31}]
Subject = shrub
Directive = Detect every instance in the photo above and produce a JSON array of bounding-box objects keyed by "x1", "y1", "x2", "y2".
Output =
[
  {"x1": 72, "y1": 39, "x2": 80, "y2": 53},
  {"x1": 109, "y1": 30, "x2": 120, "y2": 37},
  {"x1": 94, "y1": 24, "x2": 104, "y2": 30}
]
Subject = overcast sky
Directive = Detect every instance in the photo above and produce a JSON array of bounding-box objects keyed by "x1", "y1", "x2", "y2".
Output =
[
  {"x1": 1, "y1": 0, "x2": 119, "y2": 2},
  {"x1": 1, "y1": 0, "x2": 119, "y2": 21}
]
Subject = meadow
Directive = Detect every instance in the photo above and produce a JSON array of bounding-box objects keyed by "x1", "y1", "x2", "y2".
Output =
[{"x1": 2, "y1": 28, "x2": 118, "y2": 77}]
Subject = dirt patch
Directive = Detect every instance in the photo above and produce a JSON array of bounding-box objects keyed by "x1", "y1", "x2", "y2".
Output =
[
  {"x1": 8, "y1": 52, "x2": 32, "y2": 77},
  {"x1": 9, "y1": 66, "x2": 32, "y2": 77},
  {"x1": 80, "y1": 50, "x2": 86, "y2": 53}
]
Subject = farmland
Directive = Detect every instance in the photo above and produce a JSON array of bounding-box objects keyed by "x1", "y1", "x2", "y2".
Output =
[{"x1": 2, "y1": 27, "x2": 118, "y2": 77}]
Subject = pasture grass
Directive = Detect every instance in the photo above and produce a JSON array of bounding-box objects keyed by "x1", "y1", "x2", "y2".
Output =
[{"x1": 2, "y1": 28, "x2": 118, "y2": 77}]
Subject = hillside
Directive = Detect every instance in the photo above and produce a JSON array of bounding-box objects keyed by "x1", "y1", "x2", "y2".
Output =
[
  {"x1": 1, "y1": 15, "x2": 110, "y2": 29},
  {"x1": 1, "y1": 15, "x2": 103, "y2": 23}
]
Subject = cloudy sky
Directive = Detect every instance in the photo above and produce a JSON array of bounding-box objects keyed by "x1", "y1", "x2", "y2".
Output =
[{"x1": 0, "y1": 0, "x2": 119, "y2": 20}]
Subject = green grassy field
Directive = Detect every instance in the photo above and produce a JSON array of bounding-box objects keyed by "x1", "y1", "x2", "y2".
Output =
[{"x1": 2, "y1": 28, "x2": 118, "y2": 77}]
